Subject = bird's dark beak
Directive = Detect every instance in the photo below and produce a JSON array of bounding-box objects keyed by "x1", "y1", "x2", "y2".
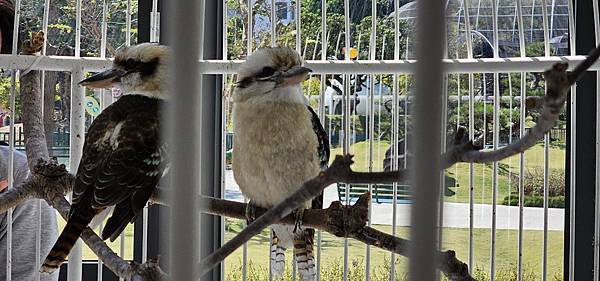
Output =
[
  {"x1": 79, "y1": 68, "x2": 127, "y2": 89},
  {"x1": 278, "y1": 66, "x2": 312, "y2": 86}
]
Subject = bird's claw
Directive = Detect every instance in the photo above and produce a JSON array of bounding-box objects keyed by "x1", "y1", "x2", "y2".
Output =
[
  {"x1": 245, "y1": 202, "x2": 256, "y2": 225},
  {"x1": 293, "y1": 209, "x2": 304, "y2": 233}
]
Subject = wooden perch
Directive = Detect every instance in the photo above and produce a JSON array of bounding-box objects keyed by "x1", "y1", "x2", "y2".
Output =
[
  {"x1": 196, "y1": 155, "x2": 473, "y2": 281},
  {"x1": 198, "y1": 193, "x2": 473, "y2": 281},
  {"x1": 444, "y1": 44, "x2": 600, "y2": 168}
]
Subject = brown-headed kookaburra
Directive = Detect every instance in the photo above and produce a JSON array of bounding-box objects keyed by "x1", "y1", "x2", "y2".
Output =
[
  {"x1": 232, "y1": 47, "x2": 330, "y2": 281},
  {"x1": 41, "y1": 43, "x2": 170, "y2": 273}
]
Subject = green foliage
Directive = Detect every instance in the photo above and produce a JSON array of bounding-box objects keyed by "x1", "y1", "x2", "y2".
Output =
[
  {"x1": 510, "y1": 168, "x2": 566, "y2": 197},
  {"x1": 0, "y1": 75, "x2": 20, "y2": 115},
  {"x1": 224, "y1": 260, "x2": 562, "y2": 281},
  {"x1": 503, "y1": 195, "x2": 565, "y2": 208}
]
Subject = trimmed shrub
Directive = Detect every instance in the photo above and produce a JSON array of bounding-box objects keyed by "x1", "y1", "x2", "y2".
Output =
[
  {"x1": 509, "y1": 168, "x2": 565, "y2": 197},
  {"x1": 502, "y1": 195, "x2": 565, "y2": 208}
]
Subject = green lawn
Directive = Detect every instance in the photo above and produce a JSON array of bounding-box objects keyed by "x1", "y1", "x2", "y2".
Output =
[
  {"x1": 59, "y1": 217, "x2": 135, "y2": 261},
  {"x1": 223, "y1": 219, "x2": 564, "y2": 280},
  {"x1": 331, "y1": 141, "x2": 566, "y2": 204}
]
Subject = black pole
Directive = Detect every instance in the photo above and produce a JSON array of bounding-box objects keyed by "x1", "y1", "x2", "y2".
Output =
[
  {"x1": 200, "y1": 1, "x2": 224, "y2": 280},
  {"x1": 566, "y1": 0, "x2": 597, "y2": 279}
]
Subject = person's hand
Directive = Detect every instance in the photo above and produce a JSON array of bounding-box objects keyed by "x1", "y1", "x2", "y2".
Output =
[{"x1": 0, "y1": 179, "x2": 7, "y2": 192}]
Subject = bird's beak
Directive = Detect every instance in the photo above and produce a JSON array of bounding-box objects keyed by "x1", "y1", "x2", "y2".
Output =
[
  {"x1": 79, "y1": 68, "x2": 127, "y2": 89},
  {"x1": 278, "y1": 66, "x2": 312, "y2": 86}
]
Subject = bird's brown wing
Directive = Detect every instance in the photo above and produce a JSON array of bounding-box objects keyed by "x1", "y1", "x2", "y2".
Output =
[
  {"x1": 307, "y1": 105, "x2": 329, "y2": 209},
  {"x1": 72, "y1": 95, "x2": 166, "y2": 240}
]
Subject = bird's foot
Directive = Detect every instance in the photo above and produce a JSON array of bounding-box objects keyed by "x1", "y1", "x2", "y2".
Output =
[
  {"x1": 293, "y1": 208, "x2": 304, "y2": 233},
  {"x1": 245, "y1": 201, "x2": 256, "y2": 225}
]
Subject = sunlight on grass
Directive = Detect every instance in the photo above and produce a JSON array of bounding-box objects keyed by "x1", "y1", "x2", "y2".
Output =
[
  {"x1": 223, "y1": 219, "x2": 564, "y2": 280},
  {"x1": 331, "y1": 141, "x2": 566, "y2": 204},
  {"x1": 57, "y1": 214, "x2": 135, "y2": 261}
]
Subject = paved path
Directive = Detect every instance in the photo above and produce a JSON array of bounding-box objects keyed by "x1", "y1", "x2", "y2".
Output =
[{"x1": 224, "y1": 170, "x2": 564, "y2": 231}]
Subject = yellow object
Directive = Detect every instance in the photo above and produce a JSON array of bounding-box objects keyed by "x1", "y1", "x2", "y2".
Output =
[{"x1": 349, "y1": 47, "x2": 358, "y2": 59}]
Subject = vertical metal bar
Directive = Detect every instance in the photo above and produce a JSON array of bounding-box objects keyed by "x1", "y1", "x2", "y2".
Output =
[
  {"x1": 316, "y1": 1, "x2": 326, "y2": 279},
  {"x1": 126, "y1": 0, "x2": 132, "y2": 46},
  {"x1": 6, "y1": 0, "x2": 19, "y2": 274},
  {"x1": 541, "y1": 1, "x2": 551, "y2": 280},
  {"x1": 461, "y1": 0, "x2": 474, "y2": 271},
  {"x1": 150, "y1": 0, "x2": 159, "y2": 42},
  {"x1": 593, "y1": 0, "x2": 600, "y2": 280},
  {"x1": 530, "y1": 0, "x2": 536, "y2": 42},
  {"x1": 6, "y1": 73, "x2": 14, "y2": 281},
  {"x1": 42, "y1": 0, "x2": 51, "y2": 56},
  {"x1": 168, "y1": 0, "x2": 203, "y2": 280},
  {"x1": 468, "y1": 73, "x2": 475, "y2": 273},
  {"x1": 409, "y1": 0, "x2": 445, "y2": 279},
  {"x1": 365, "y1": 0, "x2": 376, "y2": 280},
  {"x1": 491, "y1": 71, "x2": 499, "y2": 281},
  {"x1": 271, "y1": 0, "x2": 276, "y2": 47},
  {"x1": 542, "y1": 132, "x2": 550, "y2": 281},
  {"x1": 68, "y1": 67, "x2": 85, "y2": 281},
  {"x1": 541, "y1": 0, "x2": 550, "y2": 56},
  {"x1": 37, "y1": 1, "x2": 51, "y2": 280},
  {"x1": 247, "y1": 0, "x2": 253, "y2": 54},
  {"x1": 296, "y1": 0, "x2": 301, "y2": 54},
  {"x1": 101, "y1": 0, "x2": 108, "y2": 58},
  {"x1": 567, "y1": 0, "x2": 575, "y2": 279},
  {"x1": 69, "y1": 2, "x2": 83, "y2": 279},
  {"x1": 391, "y1": 0, "x2": 400, "y2": 279},
  {"x1": 515, "y1": 0, "x2": 526, "y2": 279},
  {"x1": 75, "y1": 0, "x2": 82, "y2": 57},
  {"x1": 221, "y1": 3, "x2": 228, "y2": 280},
  {"x1": 97, "y1": 222, "x2": 103, "y2": 281},
  {"x1": 342, "y1": 0, "x2": 350, "y2": 280},
  {"x1": 242, "y1": 1, "x2": 252, "y2": 279},
  {"x1": 490, "y1": 0, "x2": 499, "y2": 279}
]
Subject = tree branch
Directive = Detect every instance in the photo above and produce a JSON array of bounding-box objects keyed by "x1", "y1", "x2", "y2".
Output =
[
  {"x1": 444, "y1": 44, "x2": 600, "y2": 168},
  {"x1": 196, "y1": 155, "x2": 473, "y2": 281},
  {"x1": 20, "y1": 31, "x2": 49, "y2": 169},
  {"x1": 196, "y1": 194, "x2": 473, "y2": 281}
]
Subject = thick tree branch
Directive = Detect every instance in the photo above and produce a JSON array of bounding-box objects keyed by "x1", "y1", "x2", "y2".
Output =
[
  {"x1": 196, "y1": 194, "x2": 473, "y2": 281},
  {"x1": 20, "y1": 31, "x2": 49, "y2": 169},
  {"x1": 196, "y1": 155, "x2": 473, "y2": 281},
  {"x1": 444, "y1": 44, "x2": 600, "y2": 167}
]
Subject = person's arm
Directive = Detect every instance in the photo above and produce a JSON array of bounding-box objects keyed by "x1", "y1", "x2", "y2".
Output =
[{"x1": 9, "y1": 198, "x2": 59, "y2": 281}]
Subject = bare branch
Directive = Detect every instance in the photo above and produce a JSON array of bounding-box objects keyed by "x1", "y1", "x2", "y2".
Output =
[
  {"x1": 196, "y1": 156, "x2": 473, "y2": 281},
  {"x1": 195, "y1": 193, "x2": 473, "y2": 280},
  {"x1": 19, "y1": 31, "x2": 50, "y2": 169},
  {"x1": 444, "y1": 44, "x2": 600, "y2": 167}
]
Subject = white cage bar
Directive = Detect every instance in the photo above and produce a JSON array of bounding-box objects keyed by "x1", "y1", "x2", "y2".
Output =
[{"x1": 0, "y1": 0, "x2": 588, "y2": 280}]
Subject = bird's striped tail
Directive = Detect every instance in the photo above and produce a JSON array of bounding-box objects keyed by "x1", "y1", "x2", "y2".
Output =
[
  {"x1": 41, "y1": 211, "x2": 93, "y2": 273},
  {"x1": 294, "y1": 228, "x2": 316, "y2": 281},
  {"x1": 270, "y1": 230, "x2": 286, "y2": 278}
]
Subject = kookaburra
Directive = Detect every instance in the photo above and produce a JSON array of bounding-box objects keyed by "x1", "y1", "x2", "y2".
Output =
[
  {"x1": 232, "y1": 47, "x2": 329, "y2": 280},
  {"x1": 42, "y1": 43, "x2": 170, "y2": 273}
]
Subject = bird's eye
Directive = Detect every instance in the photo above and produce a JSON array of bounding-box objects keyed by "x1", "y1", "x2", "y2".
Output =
[
  {"x1": 125, "y1": 58, "x2": 138, "y2": 70},
  {"x1": 256, "y1": 66, "x2": 276, "y2": 79}
]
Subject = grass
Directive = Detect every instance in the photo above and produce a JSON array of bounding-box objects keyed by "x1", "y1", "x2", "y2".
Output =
[
  {"x1": 57, "y1": 216, "x2": 135, "y2": 261},
  {"x1": 223, "y1": 219, "x2": 564, "y2": 280},
  {"x1": 330, "y1": 140, "x2": 566, "y2": 204}
]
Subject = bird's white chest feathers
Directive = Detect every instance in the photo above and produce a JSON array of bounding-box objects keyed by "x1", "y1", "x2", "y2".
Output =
[
  {"x1": 100, "y1": 121, "x2": 125, "y2": 149},
  {"x1": 232, "y1": 100, "x2": 320, "y2": 208}
]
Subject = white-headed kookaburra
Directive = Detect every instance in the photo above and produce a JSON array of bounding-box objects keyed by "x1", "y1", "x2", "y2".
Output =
[
  {"x1": 41, "y1": 43, "x2": 170, "y2": 273},
  {"x1": 232, "y1": 47, "x2": 330, "y2": 281}
]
